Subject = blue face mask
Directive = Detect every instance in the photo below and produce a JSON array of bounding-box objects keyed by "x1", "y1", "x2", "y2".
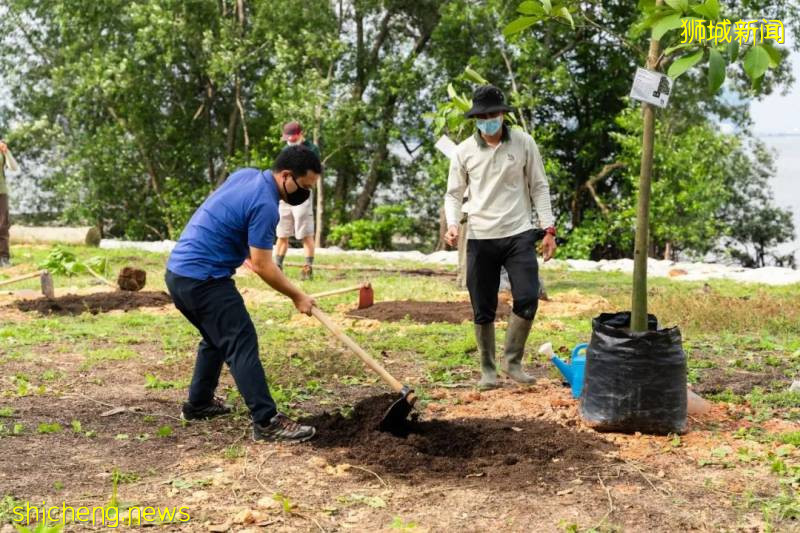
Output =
[{"x1": 476, "y1": 116, "x2": 502, "y2": 135}]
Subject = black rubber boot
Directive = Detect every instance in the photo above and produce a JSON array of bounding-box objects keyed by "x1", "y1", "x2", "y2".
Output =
[
  {"x1": 475, "y1": 322, "x2": 498, "y2": 389},
  {"x1": 502, "y1": 313, "x2": 535, "y2": 384}
]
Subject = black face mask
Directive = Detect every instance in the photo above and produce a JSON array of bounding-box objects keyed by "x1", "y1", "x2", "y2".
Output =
[{"x1": 283, "y1": 174, "x2": 311, "y2": 206}]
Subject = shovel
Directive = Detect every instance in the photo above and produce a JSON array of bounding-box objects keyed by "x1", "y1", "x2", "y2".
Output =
[
  {"x1": 0, "y1": 270, "x2": 55, "y2": 298},
  {"x1": 310, "y1": 306, "x2": 416, "y2": 434}
]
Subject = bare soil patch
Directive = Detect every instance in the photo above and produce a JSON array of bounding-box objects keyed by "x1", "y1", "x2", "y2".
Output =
[
  {"x1": 692, "y1": 366, "x2": 787, "y2": 395},
  {"x1": 305, "y1": 393, "x2": 620, "y2": 488},
  {"x1": 12, "y1": 290, "x2": 172, "y2": 316},
  {"x1": 346, "y1": 300, "x2": 511, "y2": 324}
]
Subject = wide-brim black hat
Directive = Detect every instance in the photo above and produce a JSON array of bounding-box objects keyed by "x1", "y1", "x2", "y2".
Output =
[{"x1": 464, "y1": 85, "x2": 513, "y2": 118}]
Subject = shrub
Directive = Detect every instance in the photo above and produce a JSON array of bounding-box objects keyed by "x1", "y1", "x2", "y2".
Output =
[{"x1": 329, "y1": 205, "x2": 414, "y2": 250}]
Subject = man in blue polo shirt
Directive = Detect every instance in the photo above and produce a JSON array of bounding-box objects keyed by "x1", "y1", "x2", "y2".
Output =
[{"x1": 165, "y1": 145, "x2": 321, "y2": 443}]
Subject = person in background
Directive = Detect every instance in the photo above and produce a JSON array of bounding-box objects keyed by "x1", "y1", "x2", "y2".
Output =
[
  {"x1": 274, "y1": 121, "x2": 320, "y2": 280},
  {"x1": 444, "y1": 85, "x2": 557, "y2": 390},
  {"x1": 0, "y1": 139, "x2": 19, "y2": 268}
]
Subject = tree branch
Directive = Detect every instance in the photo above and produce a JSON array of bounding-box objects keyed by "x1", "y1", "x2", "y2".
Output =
[
  {"x1": 571, "y1": 161, "x2": 625, "y2": 222},
  {"x1": 399, "y1": 137, "x2": 424, "y2": 157},
  {"x1": 580, "y1": 11, "x2": 645, "y2": 57}
]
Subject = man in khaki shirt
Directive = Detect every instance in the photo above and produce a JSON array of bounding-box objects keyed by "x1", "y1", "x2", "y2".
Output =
[{"x1": 444, "y1": 85, "x2": 557, "y2": 389}]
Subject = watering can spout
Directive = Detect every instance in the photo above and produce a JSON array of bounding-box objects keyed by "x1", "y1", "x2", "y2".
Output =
[{"x1": 551, "y1": 356, "x2": 574, "y2": 384}]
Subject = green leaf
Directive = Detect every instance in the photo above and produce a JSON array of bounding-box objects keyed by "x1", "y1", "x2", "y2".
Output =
[
  {"x1": 503, "y1": 16, "x2": 539, "y2": 37},
  {"x1": 690, "y1": 0, "x2": 720, "y2": 20},
  {"x1": 540, "y1": 0, "x2": 552, "y2": 14},
  {"x1": 727, "y1": 40, "x2": 739, "y2": 62},
  {"x1": 665, "y1": 0, "x2": 688, "y2": 11},
  {"x1": 761, "y1": 42, "x2": 782, "y2": 69},
  {"x1": 664, "y1": 42, "x2": 696, "y2": 56},
  {"x1": 652, "y1": 13, "x2": 683, "y2": 40},
  {"x1": 446, "y1": 83, "x2": 458, "y2": 100},
  {"x1": 517, "y1": 1, "x2": 544, "y2": 15},
  {"x1": 708, "y1": 48, "x2": 725, "y2": 92},
  {"x1": 743, "y1": 45, "x2": 770, "y2": 82},
  {"x1": 668, "y1": 49, "x2": 704, "y2": 78},
  {"x1": 463, "y1": 66, "x2": 488, "y2": 85},
  {"x1": 556, "y1": 7, "x2": 574, "y2": 29}
]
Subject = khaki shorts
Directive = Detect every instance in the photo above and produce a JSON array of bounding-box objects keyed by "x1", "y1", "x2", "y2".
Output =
[{"x1": 276, "y1": 196, "x2": 315, "y2": 239}]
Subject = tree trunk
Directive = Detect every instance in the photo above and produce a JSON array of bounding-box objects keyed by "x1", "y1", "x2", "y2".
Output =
[
  {"x1": 456, "y1": 220, "x2": 468, "y2": 289},
  {"x1": 435, "y1": 206, "x2": 447, "y2": 251},
  {"x1": 631, "y1": 0, "x2": 664, "y2": 332},
  {"x1": 350, "y1": 22, "x2": 434, "y2": 220},
  {"x1": 10, "y1": 225, "x2": 101, "y2": 246},
  {"x1": 313, "y1": 125, "x2": 325, "y2": 247}
]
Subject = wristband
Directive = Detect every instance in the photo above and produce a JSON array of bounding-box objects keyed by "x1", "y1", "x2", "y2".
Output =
[{"x1": 544, "y1": 226, "x2": 556, "y2": 237}]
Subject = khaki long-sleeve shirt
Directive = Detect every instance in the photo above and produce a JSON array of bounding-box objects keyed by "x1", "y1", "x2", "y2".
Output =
[{"x1": 444, "y1": 126, "x2": 554, "y2": 239}]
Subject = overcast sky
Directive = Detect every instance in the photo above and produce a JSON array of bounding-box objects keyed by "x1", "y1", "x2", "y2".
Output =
[{"x1": 750, "y1": 33, "x2": 800, "y2": 262}]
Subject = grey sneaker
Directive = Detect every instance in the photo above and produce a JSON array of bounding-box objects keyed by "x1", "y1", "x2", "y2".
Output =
[
  {"x1": 0, "y1": 258, "x2": 10, "y2": 268},
  {"x1": 180, "y1": 397, "x2": 232, "y2": 421},
  {"x1": 253, "y1": 413, "x2": 315, "y2": 443}
]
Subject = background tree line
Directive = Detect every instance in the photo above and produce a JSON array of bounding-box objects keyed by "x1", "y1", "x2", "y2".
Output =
[{"x1": 0, "y1": 0, "x2": 796, "y2": 267}]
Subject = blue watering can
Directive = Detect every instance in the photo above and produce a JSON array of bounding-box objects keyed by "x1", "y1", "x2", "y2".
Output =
[{"x1": 551, "y1": 343, "x2": 588, "y2": 399}]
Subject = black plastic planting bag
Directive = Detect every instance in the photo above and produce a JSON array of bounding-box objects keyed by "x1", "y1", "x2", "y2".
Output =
[{"x1": 580, "y1": 312, "x2": 687, "y2": 434}]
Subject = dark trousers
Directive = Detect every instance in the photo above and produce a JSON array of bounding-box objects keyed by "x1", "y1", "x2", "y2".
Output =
[
  {"x1": 165, "y1": 270, "x2": 277, "y2": 425},
  {"x1": 467, "y1": 229, "x2": 540, "y2": 324},
  {"x1": 0, "y1": 194, "x2": 9, "y2": 260}
]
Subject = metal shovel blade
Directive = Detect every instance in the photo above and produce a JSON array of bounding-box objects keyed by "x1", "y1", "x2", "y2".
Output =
[{"x1": 378, "y1": 387, "x2": 416, "y2": 436}]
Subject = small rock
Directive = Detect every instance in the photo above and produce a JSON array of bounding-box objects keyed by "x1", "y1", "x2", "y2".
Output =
[
  {"x1": 233, "y1": 509, "x2": 255, "y2": 525},
  {"x1": 257, "y1": 496, "x2": 280, "y2": 510},
  {"x1": 207, "y1": 520, "x2": 232, "y2": 532},
  {"x1": 556, "y1": 488, "x2": 574, "y2": 496},
  {"x1": 790, "y1": 380, "x2": 800, "y2": 392},
  {"x1": 325, "y1": 463, "x2": 352, "y2": 476},
  {"x1": 190, "y1": 490, "x2": 210, "y2": 502},
  {"x1": 306, "y1": 456, "x2": 329, "y2": 469}
]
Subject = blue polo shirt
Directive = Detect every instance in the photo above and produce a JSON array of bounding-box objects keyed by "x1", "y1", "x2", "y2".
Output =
[{"x1": 167, "y1": 168, "x2": 280, "y2": 279}]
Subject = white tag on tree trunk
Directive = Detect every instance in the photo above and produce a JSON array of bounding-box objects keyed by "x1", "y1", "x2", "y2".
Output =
[
  {"x1": 629, "y1": 67, "x2": 672, "y2": 108},
  {"x1": 434, "y1": 135, "x2": 457, "y2": 160}
]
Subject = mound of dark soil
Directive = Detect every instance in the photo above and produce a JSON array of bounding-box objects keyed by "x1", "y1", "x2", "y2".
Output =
[
  {"x1": 117, "y1": 266, "x2": 147, "y2": 291},
  {"x1": 346, "y1": 300, "x2": 511, "y2": 324},
  {"x1": 305, "y1": 394, "x2": 619, "y2": 486},
  {"x1": 14, "y1": 290, "x2": 172, "y2": 316}
]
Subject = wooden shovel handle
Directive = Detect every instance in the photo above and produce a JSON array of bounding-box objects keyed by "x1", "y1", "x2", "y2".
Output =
[
  {"x1": 310, "y1": 306, "x2": 404, "y2": 393},
  {"x1": 310, "y1": 283, "x2": 369, "y2": 300},
  {"x1": 85, "y1": 265, "x2": 116, "y2": 288},
  {"x1": 0, "y1": 270, "x2": 46, "y2": 288}
]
